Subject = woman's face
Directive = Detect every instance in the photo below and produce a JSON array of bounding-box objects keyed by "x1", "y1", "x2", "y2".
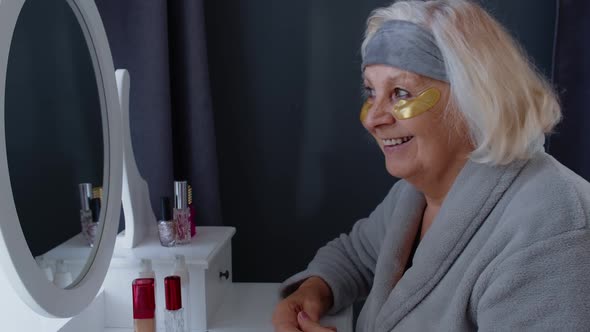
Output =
[{"x1": 362, "y1": 65, "x2": 472, "y2": 181}]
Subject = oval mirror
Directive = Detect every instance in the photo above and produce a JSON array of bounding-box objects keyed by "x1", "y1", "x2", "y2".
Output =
[
  {"x1": 0, "y1": 0, "x2": 122, "y2": 317},
  {"x1": 5, "y1": 0, "x2": 104, "y2": 288}
]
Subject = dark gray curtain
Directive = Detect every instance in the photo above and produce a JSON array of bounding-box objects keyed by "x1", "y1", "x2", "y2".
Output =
[
  {"x1": 550, "y1": 0, "x2": 590, "y2": 181},
  {"x1": 95, "y1": 0, "x2": 222, "y2": 226},
  {"x1": 205, "y1": 0, "x2": 397, "y2": 282},
  {"x1": 93, "y1": 0, "x2": 559, "y2": 283},
  {"x1": 205, "y1": 0, "x2": 558, "y2": 283}
]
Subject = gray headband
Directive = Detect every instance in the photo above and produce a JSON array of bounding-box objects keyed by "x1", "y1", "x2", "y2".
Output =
[{"x1": 362, "y1": 20, "x2": 448, "y2": 82}]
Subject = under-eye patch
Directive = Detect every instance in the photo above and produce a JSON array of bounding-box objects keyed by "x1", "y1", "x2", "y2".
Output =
[
  {"x1": 360, "y1": 99, "x2": 371, "y2": 123},
  {"x1": 360, "y1": 87, "x2": 441, "y2": 123},
  {"x1": 391, "y1": 87, "x2": 441, "y2": 120}
]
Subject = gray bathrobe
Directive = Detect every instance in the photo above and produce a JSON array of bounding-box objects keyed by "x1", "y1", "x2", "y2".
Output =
[{"x1": 281, "y1": 152, "x2": 590, "y2": 331}]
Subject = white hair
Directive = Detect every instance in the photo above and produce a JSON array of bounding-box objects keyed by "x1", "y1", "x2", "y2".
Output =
[{"x1": 362, "y1": 0, "x2": 561, "y2": 165}]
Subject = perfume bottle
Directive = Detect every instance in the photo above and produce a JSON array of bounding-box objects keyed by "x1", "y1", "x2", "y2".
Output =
[
  {"x1": 164, "y1": 276, "x2": 185, "y2": 332},
  {"x1": 132, "y1": 278, "x2": 156, "y2": 332},
  {"x1": 187, "y1": 185, "x2": 196, "y2": 238},
  {"x1": 174, "y1": 181, "x2": 191, "y2": 245},
  {"x1": 35, "y1": 256, "x2": 54, "y2": 282},
  {"x1": 79, "y1": 183, "x2": 93, "y2": 242},
  {"x1": 172, "y1": 255, "x2": 190, "y2": 332},
  {"x1": 53, "y1": 260, "x2": 73, "y2": 288},
  {"x1": 158, "y1": 197, "x2": 176, "y2": 247},
  {"x1": 84, "y1": 198, "x2": 101, "y2": 247}
]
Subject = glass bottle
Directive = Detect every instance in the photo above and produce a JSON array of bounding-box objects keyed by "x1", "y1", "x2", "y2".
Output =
[
  {"x1": 79, "y1": 183, "x2": 93, "y2": 243},
  {"x1": 172, "y1": 255, "x2": 190, "y2": 331},
  {"x1": 174, "y1": 181, "x2": 191, "y2": 245},
  {"x1": 164, "y1": 276, "x2": 185, "y2": 332},
  {"x1": 158, "y1": 197, "x2": 176, "y2": 247},
  {"x1": 132, "y1": 278, "x2": 156, "y2": 332},
  {"x1": 85, "y1": 198, "x2": 101, "y2": 247}
]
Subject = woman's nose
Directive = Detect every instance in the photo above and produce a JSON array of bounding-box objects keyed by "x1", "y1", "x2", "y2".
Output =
[{"x1": 363, "y1": 101, "x2": 396, "y2": 130}]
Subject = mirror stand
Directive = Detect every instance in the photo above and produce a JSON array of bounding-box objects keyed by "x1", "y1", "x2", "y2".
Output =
[{"x1": 116, "y1": 69, "x2": 156, "y2": 249}]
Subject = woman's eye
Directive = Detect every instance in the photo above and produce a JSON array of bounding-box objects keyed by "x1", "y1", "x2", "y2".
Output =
[
  {"x1": 394, "y1": 88, "x2": 410, "y2": 99},
  {"x1": 363, "y1": 87, "x2": 376, "y2": 98}
]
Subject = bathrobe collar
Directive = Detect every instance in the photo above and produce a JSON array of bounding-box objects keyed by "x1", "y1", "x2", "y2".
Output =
[{"x1": 362, "y1": 157, "x2": 529, "y2": 331}]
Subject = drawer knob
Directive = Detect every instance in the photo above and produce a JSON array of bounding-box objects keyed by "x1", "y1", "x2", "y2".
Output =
[{"x1": 219, "y1": 270, "x2": 230, "y2": 280}]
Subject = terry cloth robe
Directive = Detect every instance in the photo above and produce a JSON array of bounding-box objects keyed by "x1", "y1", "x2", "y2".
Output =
[{"x1": 281, "y1": 151, "x2": 590, "y2": 331}]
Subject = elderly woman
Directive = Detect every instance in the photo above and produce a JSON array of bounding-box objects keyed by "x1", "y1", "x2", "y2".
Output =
[{"x1": 272, "y1": 0, "x2": 590, "y2": 331}]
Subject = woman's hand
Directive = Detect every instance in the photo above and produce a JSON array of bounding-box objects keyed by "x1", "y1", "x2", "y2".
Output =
[
  {"x1": 297, "y1": 311, "x2": 338, "y2": 332},
  {"x1": 272, "y1": 277, "x2": 335, "y2": 332},
  {"x1": 274, "y1": 310, "x2": 338, "y2": 332}
]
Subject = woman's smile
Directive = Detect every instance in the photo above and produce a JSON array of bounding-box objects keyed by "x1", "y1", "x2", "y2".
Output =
[{"x1": 382, "y1": 135, "x2": 414, "y2": 153}]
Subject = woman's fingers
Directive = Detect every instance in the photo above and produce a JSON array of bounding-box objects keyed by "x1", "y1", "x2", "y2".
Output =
[
  {"x1": 297, "y1": 311, "x2": 338, "y2": 332},
  {"x1": 272, "y1": 278, "x2": 334, "y2": 332},
  {"x1": 272, "y1": 297, "x2": 305, "y2": 332},
  {"x1": 275, "y1": 322, "x2": 304, "y2": 332}
]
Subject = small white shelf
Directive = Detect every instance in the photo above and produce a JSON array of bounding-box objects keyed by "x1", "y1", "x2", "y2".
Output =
[
  {"x1": 55, "y1": 229, "x2": 353, "y2": 332},
  {"x1": 112, "y1": 226, "x2": 236, "y2": 267},
  {"x1": 40, "y1": 227, "x2": 236, "y2": 268},
  {"x1": 39, "y1": 233, "x2": 93, "y2": 262}
]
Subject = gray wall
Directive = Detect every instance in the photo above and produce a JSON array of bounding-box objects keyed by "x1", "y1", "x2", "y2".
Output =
[{"x1": 205, "y1": 0, "x2": 557, "y2": 282}]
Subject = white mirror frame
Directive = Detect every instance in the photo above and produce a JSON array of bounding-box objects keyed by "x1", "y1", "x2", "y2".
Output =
[
  {"x1": 117, "y1": 69, "x2": 157, "y2": 249},
  {"x1": 0, "y1": 0, "x2": 122, "y2": 317}
]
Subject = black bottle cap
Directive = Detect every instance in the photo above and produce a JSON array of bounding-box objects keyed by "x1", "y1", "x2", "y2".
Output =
[
  {"x1": 90, "y1": 198, "x2": 101, "y2": 222},
  {"x1": 160, "y1": 197, "x2": 172, "y2": 221}
]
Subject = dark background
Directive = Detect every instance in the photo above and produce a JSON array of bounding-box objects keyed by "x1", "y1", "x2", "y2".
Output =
[
  {"x1": 6, "y1": 0, "x2": 558, "y2": 279},
  {"x1": 551, "y1": 0, "x2": 590, "y2": 182},
  {"x1": 204, "y1": 0, "x2": 558, "y2": 282},
  {"x1": 12, "y1": 0, "x2": 558, "y2": 280},
  {"x1": 0, "y1": 0, "x2": 572, "y2": 287}
]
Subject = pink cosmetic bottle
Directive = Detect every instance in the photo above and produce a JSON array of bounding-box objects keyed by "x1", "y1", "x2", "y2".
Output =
[
  {"x1": 132, "y1": 278, "x2": 156, "y2": 332},
  {"x1": 188, "y1": 185, "x2": 196, "y2": 238},
  {"x1": 174, "y1": 181, "x2": 191, "y2": 245},
  {"x1": 85, "y1": 198, "x2": 101, "y2": 247}
]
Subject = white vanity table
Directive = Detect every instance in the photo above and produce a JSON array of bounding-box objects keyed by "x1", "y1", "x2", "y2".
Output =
[
  {"x1": 0, "y1": 0, "x2": 352, "y2": 331},
  {"x1": 58, "y1": 227, "x2": 353, "y2": 332}
]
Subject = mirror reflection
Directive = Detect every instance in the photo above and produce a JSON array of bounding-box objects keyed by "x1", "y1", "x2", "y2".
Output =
[{"x1": 4, "y1": 0, "x2": 104, "y2": 287}]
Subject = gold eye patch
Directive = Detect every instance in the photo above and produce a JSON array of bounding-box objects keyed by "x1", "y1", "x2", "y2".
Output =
[
  {"x1": 360, "y1": 87, "x2": 441, "y2": 123},
  {"x1": 391, "y1": 87, "x2": 441, "y2": 120},
  {"x1": 360, "y1": 99, "x2": 372, "y2": 123}
]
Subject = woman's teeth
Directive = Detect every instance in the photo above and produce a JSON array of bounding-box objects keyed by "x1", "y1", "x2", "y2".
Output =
[{"x1": 383, "y1": 136, "x2": 413, "y2": 147}]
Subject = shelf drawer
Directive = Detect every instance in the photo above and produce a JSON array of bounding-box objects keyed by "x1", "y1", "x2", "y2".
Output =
[
  {"x1": 102, "y1": 227, "x2": 235, "y2": 332},
  {"x1": 191, "y1": 241, "x2": 233, "y2": 331},
  {"x1": 205, "y1": 241, "x2": 233, "y2": 324}
]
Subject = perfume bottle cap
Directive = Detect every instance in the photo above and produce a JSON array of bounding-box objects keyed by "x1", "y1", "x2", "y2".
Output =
[
  {"x1": 164, "y1": 276, "x2": 182, "y2": 311},
  {"x1": 174, "y1": 181, "x2": 188, "y2": 209},
  {"x1": 90, "y1": 198, "x2": 101, "y2": 222},
  {"x1": 160, "y1": 196, "x2": 172, "y2": 221},
  {"x1": 55, "y1": 259, "x2": 67, "y2": 273},
  {"x1": 139, "y1": 259, "x2": 155, "y2": 278},
  {"x1": 78, "y1": 183, "x2": 92, "y2": 210},
  {"x1": 132, "y1": 278, "x2": 155, "y2": 319},
  {"x1": 173, "y1": 255, "x2": 186, "y2": 270}
]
